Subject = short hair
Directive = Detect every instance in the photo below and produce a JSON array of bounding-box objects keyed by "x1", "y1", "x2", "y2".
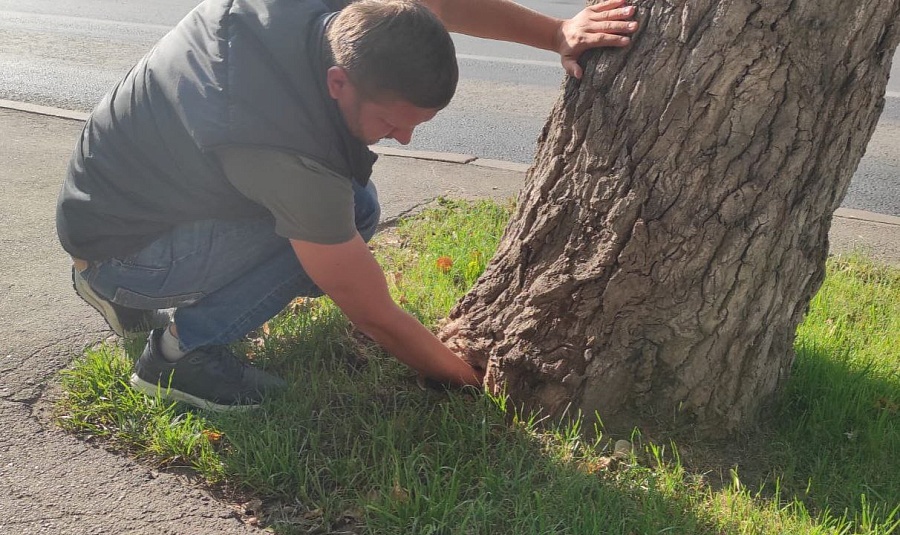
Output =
[{"x1": 325, "y1": 0, "x2": 458, "y2": 109}]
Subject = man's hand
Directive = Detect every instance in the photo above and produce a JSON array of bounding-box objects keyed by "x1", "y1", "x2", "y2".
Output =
[
  {"x1": 422, "y1": 0, "x2": 639, "y2": 80},
  {"x1": 556, "y1": 0, "x2": 639, "y2": 79},
  {"x1": 437, "y1": 317, "x2": 488, "y2": 371},
  {"x1": 291, "y1": 235, "x2": 483, "y2": 387}
]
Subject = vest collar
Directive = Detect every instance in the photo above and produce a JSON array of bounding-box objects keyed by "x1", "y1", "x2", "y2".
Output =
[{"x1": 310, "y1": 12, "x2": 377, "y2": 185}]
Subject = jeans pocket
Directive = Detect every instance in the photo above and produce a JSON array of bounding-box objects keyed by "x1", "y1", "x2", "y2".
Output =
[
  {"x1": 112, "y1": 286, "x2": 205, "y2": 310},
  {"x1": 108, "y1": 254, "x2": 169, "y2": 273}
]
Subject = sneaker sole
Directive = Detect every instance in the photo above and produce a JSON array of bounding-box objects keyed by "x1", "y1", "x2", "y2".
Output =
[
  {"x1": 73, "y1": 272, "x2": 126, "y2": 336},
  {"x1": 129, "y1": 373, "x2": 261, "y2": 412},
  {"x1": 73, "y1": 269, "x2": 170, "y2": 337}
]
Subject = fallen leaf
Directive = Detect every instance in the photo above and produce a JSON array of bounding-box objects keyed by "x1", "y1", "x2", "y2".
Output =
[
  {"x1": 303, "y1": 508, "x2": 323, "y2": 520},
  {"x1": 341, "y1": 506, "x2": 365, "y2": 521},
  {"x1": 289, "y1": 297, "x2": 308, "y2": 314},
  {"x1": 580, "y1": 457, "x2": 612, "y2": 474},
  {"x1": 875, "y1": 397, "x2": 899, "y2": 413},
  {"x1": 613, "y1": 439, "x2": 633, "y2": 460},
  {"x1": 391, "y1": 481, "x2": 410, "y2": 503},
  {"x1": 243, "y1": 498, "x2": 263, "y2": 515}
]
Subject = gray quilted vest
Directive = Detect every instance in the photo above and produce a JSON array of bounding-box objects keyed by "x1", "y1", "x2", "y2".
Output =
[{"x1": 57, "y1": 0, "x2": 374, "y2": 260}]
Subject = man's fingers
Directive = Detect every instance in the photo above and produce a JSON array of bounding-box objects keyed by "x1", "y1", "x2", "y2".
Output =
[
  {"x1": 589, "y1": 0, "x2": 628, "y2": 13},
  {"x1": 571, "y1": 32, "x2": 632, "y2": 52},
  {"x1": 562, "y1": 57, "x2": 584, "y2": 79},
  {"x1": 589, "y1": 6, "x2": 636, "y2": 22},
  {"x1": 593, "y1": 34, "x2": 632, "y2": 47},
  {"x1": 557, "y1": 1, "x2": 635, "y2": 72},
  {"x1": 585, "y1": 21, "x2": 639, "y2": 35}
]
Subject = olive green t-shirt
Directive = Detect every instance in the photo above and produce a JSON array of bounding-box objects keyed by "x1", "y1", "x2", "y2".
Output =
[{"x1": 216, "y1": 147, "x2": 357, "y2": 244}]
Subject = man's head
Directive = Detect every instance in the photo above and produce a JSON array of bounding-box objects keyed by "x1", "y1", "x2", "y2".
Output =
[{"x1": 324, "y1": 0, "x2": 458, "y2": 145}]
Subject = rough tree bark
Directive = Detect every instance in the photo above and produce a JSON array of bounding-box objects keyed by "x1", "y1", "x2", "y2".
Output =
[{"x1": 442, "y1": 0, "x2": 900, "y2": 437}]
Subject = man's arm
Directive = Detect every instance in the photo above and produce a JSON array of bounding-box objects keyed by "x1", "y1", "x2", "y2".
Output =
[
  {"x1": 420, "y1": 0, "x2": 638, "y2": 79},
  {"x1": 291, "y1": 234, "x2": 483, "y2": 386}
]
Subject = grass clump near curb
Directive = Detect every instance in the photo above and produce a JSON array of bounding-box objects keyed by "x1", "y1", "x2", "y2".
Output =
[{"x1": 57, "y1": 199, "x2": 899, "y2": 534}]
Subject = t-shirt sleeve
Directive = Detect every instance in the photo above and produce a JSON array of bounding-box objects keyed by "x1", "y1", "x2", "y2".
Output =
[{"x1": 215, "y1": 147, "x2": 357, "y2": 244}]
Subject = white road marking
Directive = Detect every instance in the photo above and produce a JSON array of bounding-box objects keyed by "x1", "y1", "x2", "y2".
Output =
[
  {"x1": 2, "y1": 11, "x2": 562, "y2": 69},
  {"x1": 3, "y1": 9, "x2": 891, "y2": 87},
  {"x1": 456, "y1": 53, "x2": 560, "y2": 68},
  {"x1": 0, "y1": 10, "x2": 171, "y2": 32}
]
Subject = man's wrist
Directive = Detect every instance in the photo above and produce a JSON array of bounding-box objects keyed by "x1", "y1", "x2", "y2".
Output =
[{"x1": 549, "y1": 18, "x2": 566, "y2": 54}]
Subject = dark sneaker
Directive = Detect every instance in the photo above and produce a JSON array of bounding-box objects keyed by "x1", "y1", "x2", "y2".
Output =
[
  {"x1": 72, "y1": 266, "x2": 169, "y2": 337},
  {"x1": 130, "y1": 329, "x2": 286, "y2": 411}
]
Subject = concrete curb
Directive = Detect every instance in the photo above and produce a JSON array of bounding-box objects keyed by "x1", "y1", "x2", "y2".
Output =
[
  {"x1": 0, "y1": 99, "x2": 531, "y2": 173},
  {"x1": 833, "y1": 207, "x2": 900, "y2": 226},
  {"x1": 0, "y1": 99, "x2": 89, "y2": 122},
  {"x1": 2, "y1": 99, "x2": 896, "y2": 224},
  {"x1": 371, "y1": 145, "x2": 475, "y2": 164}
]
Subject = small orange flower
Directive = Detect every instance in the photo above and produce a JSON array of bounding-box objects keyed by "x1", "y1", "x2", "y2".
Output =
[
  {"x1": 436, "y1": 256, "x2": 453, "y2": 273},
  {"x1": 202, "y1": 429, "x2": 223, "y2": 444}
]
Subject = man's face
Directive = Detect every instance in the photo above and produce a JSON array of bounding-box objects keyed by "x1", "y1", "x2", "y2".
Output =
[{"x1": 327, "y1": 67, "x2": 440, "y2": 146}]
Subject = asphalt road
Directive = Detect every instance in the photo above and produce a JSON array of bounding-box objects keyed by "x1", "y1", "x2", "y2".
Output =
[{"x1": 1, "y1": 0, "x2": 897, "y2": 215}]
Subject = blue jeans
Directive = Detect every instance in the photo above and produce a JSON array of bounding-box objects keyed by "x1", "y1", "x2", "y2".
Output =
[{"x1": 82, "y1": 180, "x2": 380, "y2": 352}]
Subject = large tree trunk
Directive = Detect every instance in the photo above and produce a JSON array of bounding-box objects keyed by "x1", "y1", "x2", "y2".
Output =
[{"x1": 443, "y1": 0, "x2": 900, "y2": 437}]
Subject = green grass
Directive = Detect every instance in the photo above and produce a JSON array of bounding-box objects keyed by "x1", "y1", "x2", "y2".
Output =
[
  {"x1": 772, "y1": 258, "x2": 900, "y2": 527},
  {"x1": 57, "y1": 199, "x2": 900, "y2": 534}
]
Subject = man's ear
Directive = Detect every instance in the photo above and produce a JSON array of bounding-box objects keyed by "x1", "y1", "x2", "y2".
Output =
[{"x1": 326, "y1": 66, "x2": 351, "y2": 100}]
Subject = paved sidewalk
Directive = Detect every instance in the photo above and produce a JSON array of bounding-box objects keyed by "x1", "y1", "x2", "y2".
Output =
[{"x1": 0, "y1": 106, "x2": 897, "y2": 534}]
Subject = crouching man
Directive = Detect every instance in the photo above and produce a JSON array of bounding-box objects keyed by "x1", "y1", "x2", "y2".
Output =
[{"x1": 57, "y1": 0, "x2": 638, "y2": 410}]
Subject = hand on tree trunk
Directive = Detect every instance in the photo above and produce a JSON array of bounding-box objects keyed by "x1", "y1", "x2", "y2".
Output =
[{"x1": 555, "y1": 0, "x2": 639, "y2": 79}]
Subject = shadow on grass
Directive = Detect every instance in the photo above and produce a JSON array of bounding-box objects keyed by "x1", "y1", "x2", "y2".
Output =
[
  {"x1": 671, "y1": 339, "x2": 900, "y2": 531},
  {"x1": 766, "y1": 342, "x2": 899, "y2": 526}
]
